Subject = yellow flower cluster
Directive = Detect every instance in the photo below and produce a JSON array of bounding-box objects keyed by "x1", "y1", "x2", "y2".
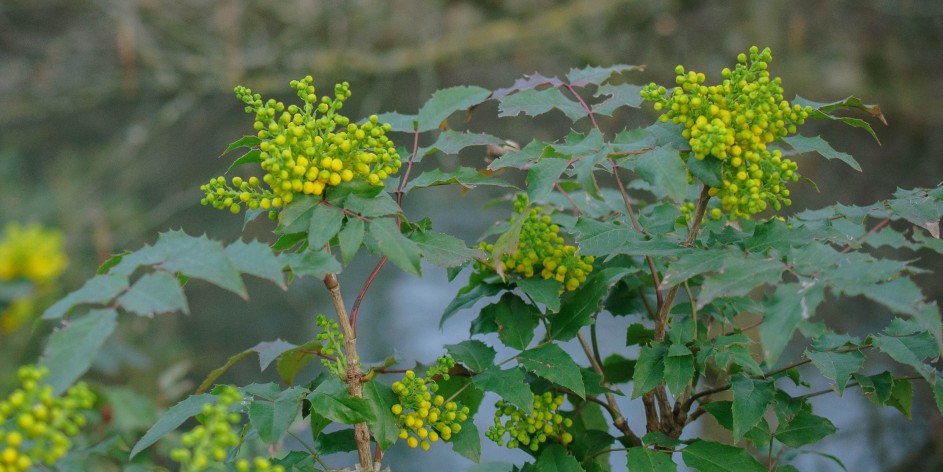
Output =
[
  {"x1": 201, "y1": 76, "x2": 401, "y2": 215},
  {"x1": 485, "y1": 391, "x2": 573, "y2": 452},
  {"x1": 641, "y1": 47, "x2": 812, "y2": 218},
  {"x1": 477, "y1": 194, "x2": 594, "y2": 292},
  {"x1": 390, "y1": 357, "x2": 469, "y2": 451},
  {"x1": 0, "y1": 223, "x2": 68, "y2": 333},
  {"x1": 170, "y1": 386, "x2": 284, "y2": 472},
  {"x1": 0, "y1": 365, "x2": 95, "y2": 472}
]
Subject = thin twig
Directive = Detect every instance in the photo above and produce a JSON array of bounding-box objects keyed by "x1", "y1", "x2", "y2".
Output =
[
  {"x1": 840, "y1": 215, "x2": 892, "y2": 253},
  {"x1": 577, "y1": 332, "x2": 641, "y2": 446},
  {"x1": 287, "y1": 430, "x2": 331, "y2": 470}
]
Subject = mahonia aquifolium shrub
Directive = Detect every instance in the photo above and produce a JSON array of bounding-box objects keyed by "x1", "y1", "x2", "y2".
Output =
[
  {"x1": 476, "y1": 194, "x2": 595, "y2": 292},
  {"x1": 0, "y1": 223, "x2": 68, "y2": 333},
  {"x1": 170, "y1": 386, "x2": 284, "y2": 472},
  {"x1": 640, "y1": 46, "x2": 812, "y2": 218},
  {"x1": 486, "y1": 391, "x2": 574, "y2": 452},
  {"x1": 0, "y1": 365, "x2": 94, "y2": 472},
  {"x1": 200, "y1": 75, "x2": 401, "y2": 218},
  {"x1": 390, "y1": 356, "x2": 470, "y2": 451}
]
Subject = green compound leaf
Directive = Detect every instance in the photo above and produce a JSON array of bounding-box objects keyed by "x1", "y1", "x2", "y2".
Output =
[
  {"x1": 664, "y1": 345, "x2": 695, "y2": 397},
  {"x1": 451, "y1": 420, "x2": 482, "y2": 463},
  {"x1": 40, "y1": 308, "x2": 118, "y2": 395},
  {"x1": 247, "y1": 386, "x2": 305, "y2": 444},
  {"x1": 681, "y1": 440, "x2": 765, "y2": 472},
  {"x1": 518, "y1": 343, "x2": 586, "y2": 398},
  {"x1": 491, "y1": 211, "x2": 527, "y2": 280},
  {"x1": 226, "y1": 149, "x2": 262, "y2": 173},
  {"x1": 602, "y1": 354, "x2": 635, "y2": 384},
  {"x1": 549, "y1": 267, "x2": 632, "y2": 341},
  {"x1": 687, "y1": 153, "x2": 723, "y2": 188},
  {"x1": 314, "y1": 429, "x2": 357, "y2": 455},
  {"x1": 341, "y1": 191, "x2": 401, "y2": 218},
  {"x1": 338, "y1": 218, "x2": 365, "y2": 265},
  {"x1": 516, "y1": 277, "x2": 563, "y2": 313},
  {"x1": 632, "y1": 342, "x2": 667, "y2": 399},
  {"x1": 249, "y1": 339, "x2": 297, "y2": 371},
  {"x1": 887, "y1": 377, "x2": 914, "y2": 417},
  {"x1": 373, "y1": 112, "x2": 417, "y2": 133},
  {"x1": 417, "y1": 85, "x2": 491, "y2": 132},
  {"x1": 130, "y1": 393, "x2": 217, "y2": 459},
  {"x1": 730, "y1": 376, "x2": 774, "y2": 442},
  {"x1": 307, "y1": 378, "x2": 376, "y2": 425},
  {"x1": 279, "y1": 248, "x2": 342, "y2": 280},
  {"x1": 404, "y1": 166, "x2": 518, "y2": 192},
  {"x1": 486, "y1": 294, "x2": 539, "y2": 351},
  {"x1": 440, "y1": 278, "x2": 505, "y2": 328},
  {"x1": 472, "y1": 366, "x2": 532, "y2": 414},
  {"x1": 153, "y1": 231, "x2": 247, "y2": 298},
  {"x1": 224, "y1": 239, "x2": 286, "y2": 289},
  {"x1": 636, "y1": 146, "x2": 689, "y2": 204},
  {"x1": 760, "y1": 283, "x2": 825, "y2": 366},
  {"x1": 307, "y1": 202, "x2": 344, "y2": 249},
  {"x1": 659, "y1": 247, "x2": 735, "y2": 289},
  {"x1": 566, "y1": 64, "x2": 643, "y2": 87},
  {"x1": 117, "y1": 271, "x2": 189, "y2": 317},
  {"x1": 498, "y1": 88, "x2": 588, "y2": 122},
  {"x1": 534, "y1": 444, "x2": 584, "y2": 472},
  {"x1": 593, "y1": 84, "x2": 645, "y2": 116},
  {"x1": 572, "y1": 218, "x2": 632, "y2": 257},
  {"x1": 362, "y1": 381, "x2": 400, "y2": 452},
  {"x1": 220, "y1": 135, "x2": 261, "y2": 156},
  {"x1": 805, "y1": 348, "x2": 864, "y2": 395},
  {"x1": 369, "y1": 217, "x2": 421, "y2": 276},
  {"x1": 527, "y1": 157, "x2": 570, "y2": 203},
  {"x1": 793, "y1": 94, "x2": 885, "y2": 144},
  {"x1": 696, "y1": 256, "x2": 784, "y2": 309},
  {"x1": 782, "y1": 134, "x2": 861, "y2": 172},
  {"x1": 446, "y1": 340, "x2": 497, "y2": 373},
  {"x1": 411, "y1": 230, "x2": 482, "y2": 268},
  {"x1": 626, "y1": 447, "x2": 678, "y2": 472},
  {"x1": 775, "y1": 410, "x2": 837, "y2": 447},
  {"x1": 43, "y1": 274, "x2": 129, "y2": 319}
]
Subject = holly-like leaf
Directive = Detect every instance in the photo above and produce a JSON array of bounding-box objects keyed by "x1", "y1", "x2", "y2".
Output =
[
  {"x1": 362, "y1": 381, "x2": 400, "y2": 451},
  {"x1": 636, "y1": 146, "x2": 688, "y2": 203},
  {"x1": 440, "y1": 279, "x2": 505, "y2": 328},
  {"x1": 338, "y1": 218, "x2": 365, "y2": 265},
  {"x1": 681, "y1": 440, "x2": 765, "y2": 472},
  {"x1": 411, "y1": 230, "x2": 482, "y2": 268},
  {"x1": 226, "y1": 149, "x2": 262, "y2": 172},
  {"x1": 417, "y1": 85, "x2": 491, "y2": 132},
  {"x1": 593, "y1": 84, "x2": 645, "y2": 116},
  {"x1": 341, "y1": 191, "x2": 401, "y2": 218},
  {"x1": 43, "y1": 274, "x2": 129, "y2": 319},
  {"x1": 626, "y1": 447, "x2": 678, "y2": 472},
  {"x1": 782, "y1": 134, "x2": 861, "y2": 171},
  {"x1": 491, "y1": 212, "x2": 527, "y2": 280},
  {"x1": 40, "y1": 309, "x2": 118, "y2": 395},
  {"x1": 775, "y1": 410, "x2": 836, "y2": 447},
  {"x1": 307, "y1": 202, "x2": 344, "y2": 249},
  {"x1": 369, "y1": 217, "x2": 421, "y2": 276},
  {"x1": 405, "y1": 167, "x2": 518, "y2": 192},
  {"x1": 224, "y1": 239, "x2": 286, "y2": 289},
  {"x1": 793, "y1": 95, "x2": 884, "y2": 143},
  {"x1": 549, "y1": 267, "x2": 631, "y2": 341},
  {"x1": 632, "y1": 343, "x2": 667, "y2": 399},
  {"x1": 664, "y1": 345, "x2": 695, "y2": 397},
  {"x1": 534, "y1": 444, "x2": 584, "y2": 472},
  {"x1": 154, "y1": 231, "x2": 247, "y2": 298},
  {"x1": 659, "y1": 248, "x2": 735, "y2": 289},
  {"x1": 572, "y1": 218, "x2": 632, "y2": 257},
  {"x1": 805, "y1": 349, "x2": 864, "y2": 395},
  {"x1": 487, "y1": 294, "x2": 539, "y2": 350},
  {"x1": 760, "y1": 283, "x2": 825, "y2": 366},
  {"x1": 251, "y1": 339, "x2": 298, "y2": 371},
  {"x1": 420, "y1": 130, "x2": 504, "y2": 158},
  {"x1": 516, "y1": 277, "x2": 563, "y2": 313},
  {"x1": 566, "y1": 64, "x2": 643, "y2": 87},
  {"x1": 130, "y1": 393, "x2": 217, "y2": 459},
  {"x1": 687, "y1": 154, "x2": 723, "y2": 188},
  {"x1": 307, "y1": 378, "x2": 376, "y2": 425},
  {"x1": 472, "y1": 366, "x2": 533, "y2": 413},
  {"x1": 527, "y1": 157, "x2": 570, "y2": 203},
  {"x1": 117, "y1": 271, "x2": 189, "y2": 317},
  {"x1": 451, "y1": 421, "x2": 482, "y2": 463},
  {"x1": 446, "y1": 340, "x2": 497, "y2": 373},
  {"x1": 870, "y1": 332, "x2": 938, "y2": 378},
  {"x1": 731, "y1": 376, "x2": 774, "y2": 442},
  {"x1": 373, "y1": 112, "x2": 417, "y2": 132},
  {"x1": 518, "y1": 343, "x2": 586, "y2": 398},
  {"x1": 248, "y1": 387, "x2": 305, "y2": 444},
  {"x1": 280, "y1": 248, "x2": 342, "y2": 279},
  {"x1": 696, "y1": 256, "x2": 784, "y2": 309},
  {"x1": 498, "y1": 88, "x2": 588, "y2": 122},
  {"x1": 314, "y1": 429, "x2": 357, "y2": 455}
]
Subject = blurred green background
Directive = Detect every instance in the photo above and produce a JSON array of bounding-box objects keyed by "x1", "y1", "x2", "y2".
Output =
[{"x1": 1, "y1": 0, "x2": 942, "y2": 470}]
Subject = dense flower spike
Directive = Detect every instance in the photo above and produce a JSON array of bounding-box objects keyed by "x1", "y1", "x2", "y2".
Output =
[
  {"x1": 169, "y1": 386, "x2": 284, "y2": 472},
  {"x1": 641, "y1": 46, "x2": 812, "y2": 218},
  {"x1": 0, "y1": 365, "x2": 95, "y2": 472},
  {"x1": 200, "y1": 76, "x2": 401, "y2": 215},
  {"x1": 485, "y1": 391, "x2": 574, "y2": 452},
  {"x1": 315, "y1": 314, "x2": 347, "y2": 377},
  {"x1": 476, "y1": 194, "x2": 594, "y2": 292},
  {"x1": 0, "y1": 223, "x2": 68, "y2": 333},
  {"x1": 390, "y1": 357, "x2": 469, "y2": 451}
]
